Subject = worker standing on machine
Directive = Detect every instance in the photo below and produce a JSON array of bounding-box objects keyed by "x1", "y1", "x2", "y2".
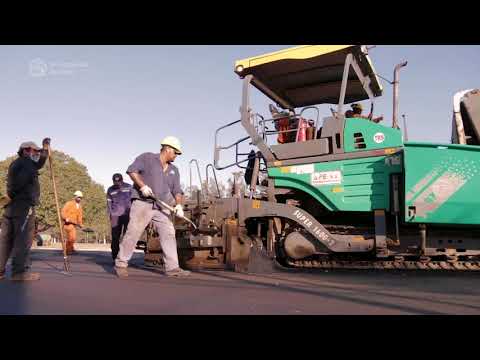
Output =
[
  {"x1": 61, "y1": 191, "x2": 84, "y2": 255},
  {"x1": 351, "y1": 103, "x2": 383, "y2": 123},
  {"x1": 114, "y1": 136, "x2": 191, "y2": 278},
  {"x1": 351, "y1": 103, "x2": 368, "y2": 118},
  {"x1": 107, "y1": 173, "x2": 132, "y2": 261}
]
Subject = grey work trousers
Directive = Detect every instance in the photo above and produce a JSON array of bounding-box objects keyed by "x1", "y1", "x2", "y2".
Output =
[
  {"x1": 115, "y1": 200, "x2": 179, "y2": 271},
  {"x1": 0, "y1": 207, "x2": 35, "y2": 276}
]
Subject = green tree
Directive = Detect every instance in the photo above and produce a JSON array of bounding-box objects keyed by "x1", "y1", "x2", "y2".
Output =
[{"x1": 0, "y1": 150, "x2": 110, "y2": 241}]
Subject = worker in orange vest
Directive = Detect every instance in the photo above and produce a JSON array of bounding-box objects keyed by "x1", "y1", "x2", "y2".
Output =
[{"x1": 61, "y1": 191, "x2": 84, "y2": 255}]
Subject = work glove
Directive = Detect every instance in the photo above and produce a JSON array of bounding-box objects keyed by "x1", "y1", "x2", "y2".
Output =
[
  {"x1": 174, "y1": 204, "x2": 184, "y2": 218},
  {"x1": 140, "y1": 185, "x2": 154, "y2": 198},
  {"x1": 42, "y1": 138, "x2": 51, "y2": 149}
]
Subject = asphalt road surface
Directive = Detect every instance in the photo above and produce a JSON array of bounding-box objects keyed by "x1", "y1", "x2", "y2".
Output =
[{"x1": 1, "y1": 249, "x2": 479, "y2": 315}]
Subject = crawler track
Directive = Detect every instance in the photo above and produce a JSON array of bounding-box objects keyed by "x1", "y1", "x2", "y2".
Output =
[{"x1": 286, "y1": 258, "x2": 480, "y2": 271}]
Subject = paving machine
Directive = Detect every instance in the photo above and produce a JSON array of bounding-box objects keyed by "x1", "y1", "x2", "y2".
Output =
[{"x1": 145, "y1": 45, "x2": 480, "y2": 272}]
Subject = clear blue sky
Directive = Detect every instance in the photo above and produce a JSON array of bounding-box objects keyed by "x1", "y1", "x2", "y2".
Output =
[{"x1": 1, "y1": 45, "x2": 479, "y2": 191}]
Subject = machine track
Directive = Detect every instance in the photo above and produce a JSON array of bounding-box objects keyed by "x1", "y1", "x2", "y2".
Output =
[
  {"x1": 280, "y1": 224, "x2": 480, "y2": 272},
  {"x1": 286, "y1": 258, "x2": 480, "y2": 272}
]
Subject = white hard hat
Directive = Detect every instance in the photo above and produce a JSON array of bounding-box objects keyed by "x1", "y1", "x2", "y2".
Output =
[
  {"x1": 74, "y1": 191, "x2": 83, "y2": 198},
  {"x1": 19, "y1": 141, "x2": 41, "y2": 151},
  {"x1": 161, "y1": 136, "x2": 182, "y2": 155}
]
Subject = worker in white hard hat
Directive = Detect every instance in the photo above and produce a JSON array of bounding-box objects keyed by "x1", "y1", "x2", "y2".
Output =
[
  {"x1": 114, "y1": 136, "x2": 191, "y2": 278},
  {"x1": 61, "y1": 190, "x2": 84, "y2": 255}
]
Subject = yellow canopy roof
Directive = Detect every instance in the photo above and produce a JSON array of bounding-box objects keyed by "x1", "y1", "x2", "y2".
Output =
[{"x1": 235, "y1": 45, "x2": 383, "y2": 108}]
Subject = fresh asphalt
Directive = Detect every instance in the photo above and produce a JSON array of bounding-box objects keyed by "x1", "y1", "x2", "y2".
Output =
[{"x1": 0, "y1": 249, "x2": 479, "y2": 315}]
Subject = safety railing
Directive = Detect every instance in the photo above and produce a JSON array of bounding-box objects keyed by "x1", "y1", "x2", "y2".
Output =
[
  {"x1": 205, "y1": 163, "x2": 221, "y2": 198},
  {"x1": 214, "y1": 106, "x2": 320, "y2": 171},
  {"x1": 257, "y1": 106, "x2": 320, "y2": 145},
  {"x1": 189, "y1": 159, "x2": 203, "y2": 199},
  {"x1": 214, "y1": 119, "x2": 252, "y2": 170}
]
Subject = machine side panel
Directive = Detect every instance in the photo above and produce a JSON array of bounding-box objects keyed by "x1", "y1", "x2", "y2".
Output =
[
  {"x1": 343, "y1": 118, "x2": 404, "y2": 153},
  {"x1": 404, "y1": 142, "x2": 480, "y2": 225},
  {"x1": 268, "y1": 155, "x2": 403, "y2": 212}
]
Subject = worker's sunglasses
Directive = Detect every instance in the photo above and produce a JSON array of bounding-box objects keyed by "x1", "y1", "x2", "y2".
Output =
[{"x1": 168, "y1": 146, "x2": 181, "y2": 155}]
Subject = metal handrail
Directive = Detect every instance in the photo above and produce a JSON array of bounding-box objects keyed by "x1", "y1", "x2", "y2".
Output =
[
  {"x1": 189, "y1": 159, "x2": 203, "y2": 199},
  {"x1": 205, "y1": 164, "x2": 221, "y2": 198},
  {"x1": 258, "y1": 115, "x2": 301, "y2": 142},
  {"x1": 214, "y1": 117, "x2": 257, "y2": 170},
  {"x1": 214, "y1": 119, "x2": 241, "y2": 151},
  {"x1": 299, "y1": 106, "x2": 320, "y2": 130},
  {"x1": 253, "y1": 113, "x2": 266, "y2": 141},
  {"x1": 214, "y1": 107, "x2": 319, "y2": 172},
  {"x1": 255, "y1": 107, "x2": 320, "y2": 144},
  {"x1": 217, "y1": 155, "x2": 251, "y2": 171}
]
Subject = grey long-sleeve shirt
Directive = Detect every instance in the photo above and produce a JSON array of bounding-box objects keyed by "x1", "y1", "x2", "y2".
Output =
[{"x1": 126, "y1": 152, "x2": 183, "y2": 208}]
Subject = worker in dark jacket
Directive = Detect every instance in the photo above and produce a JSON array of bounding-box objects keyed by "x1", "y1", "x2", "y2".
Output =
[
  {"x1": 0, "y1": 138, "x2": 50, "y2": 281},
  {"x1": 107, "y1": 173, "x2": 132, "y2": 261}
]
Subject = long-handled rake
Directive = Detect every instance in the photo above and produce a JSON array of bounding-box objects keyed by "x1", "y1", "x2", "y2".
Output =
[{"x1": 46, "y1": 142, "x2": 71, "y2": 275}]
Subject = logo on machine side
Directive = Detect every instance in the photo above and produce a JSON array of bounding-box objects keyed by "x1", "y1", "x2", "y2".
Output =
[
  {"x1": 311, "y1": 171, "x2": 342, "y2": 186},
  {"x1": 373, "y1": 132, "x2": 385, "y2": 144}
]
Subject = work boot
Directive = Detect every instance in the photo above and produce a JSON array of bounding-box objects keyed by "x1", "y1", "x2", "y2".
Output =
[
  {"x1": 165, "y1": 268, "x2": 191, "y2": 278},
  {"x1": 114, "y1": 266, "x2": 128, "y2": 278},
  {"x1": 11, "y1": 272, "x2": 40, "y2": 281}
]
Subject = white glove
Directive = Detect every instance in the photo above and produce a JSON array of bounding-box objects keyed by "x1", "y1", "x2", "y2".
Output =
[
  {"x1": 140, "y1": 185, "x2": 154, "y2": 198},
  {"x1": 174, "y1": 204, "x2": 184, "y2": 218}
]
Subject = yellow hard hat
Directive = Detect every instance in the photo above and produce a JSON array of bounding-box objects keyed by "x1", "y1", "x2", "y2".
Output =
[
  {"x1": 74, "y1": 190, "x2": 83, "y2": 198},
  {"x1": 161, "y1": 136, "x2": 182, "y2": 155}
]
